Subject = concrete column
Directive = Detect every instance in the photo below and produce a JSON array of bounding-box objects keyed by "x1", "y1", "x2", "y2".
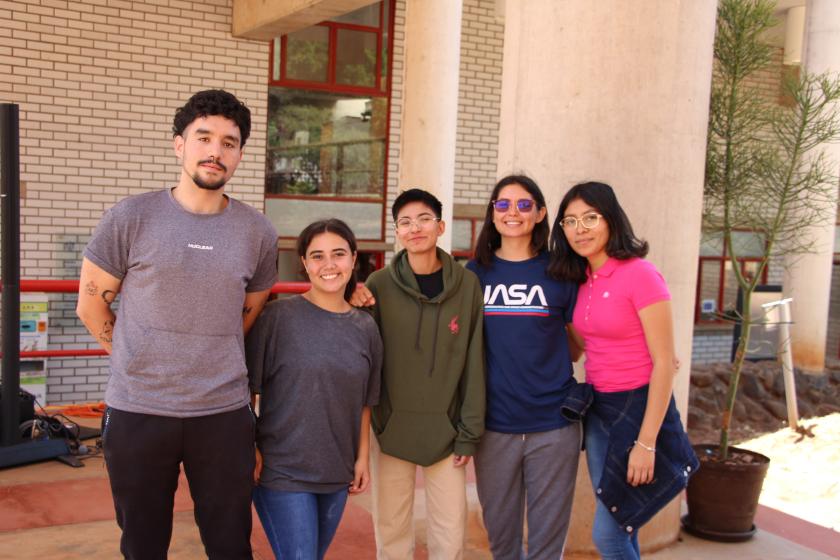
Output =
[
  {"x1": 497, "y1": 0, "x2": 716, "y2": 553},
  {"x1": 783, "y1": 0, "x2": 840, "y2": 374},
  {"x1": 784, "y1": 6, "x2": 806, "y2": 65},
  {"x1": 397, "y1": 0, "x2": 463, "y2": 251}
]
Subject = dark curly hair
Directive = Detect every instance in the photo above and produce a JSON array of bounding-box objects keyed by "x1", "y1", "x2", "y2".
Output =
[
  {"x1": 172, "y1": 90, "x2": 251, "y2": 146},
  {"x1": 548, "y1": 181, "x2": 648, "y2": 284}
]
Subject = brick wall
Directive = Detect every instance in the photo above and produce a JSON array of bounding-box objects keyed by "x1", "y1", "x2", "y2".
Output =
[
  {"x1": 453, "y1": 0, "x2": 503, "y2": 206},
  {"x1": 383, "y1": 0, "x2": 405, "y2": 252},
  {"x1": 742, "y1": 47, "x2": 784, "y2": 102},
  {"x1": 692, "y1": 330, "x2": 734, "y2": 364},
  {"x1": 1, "y1": 0, "x2": 268, "y2": 403},
  {"x1": 741, "y1": 45, "x2": 785, "y2": 294}
]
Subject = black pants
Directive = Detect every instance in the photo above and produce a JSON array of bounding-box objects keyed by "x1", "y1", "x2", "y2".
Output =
[{"x1": 102, "y1": 405, "x2": 255, "y2": 560}]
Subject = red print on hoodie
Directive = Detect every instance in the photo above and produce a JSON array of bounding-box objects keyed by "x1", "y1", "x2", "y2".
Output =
[{"x1": 449, "y1": 315, "x2": 459, "y2": 335}]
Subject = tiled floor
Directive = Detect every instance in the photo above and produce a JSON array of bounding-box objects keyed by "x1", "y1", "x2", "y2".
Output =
[{"x1": 0, "y1": 433, "x2": 836, "y2": 560}]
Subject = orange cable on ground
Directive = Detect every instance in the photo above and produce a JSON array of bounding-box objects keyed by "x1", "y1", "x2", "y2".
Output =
[{"x1": 43, "y1": 402, "x2": 106, "y2": 417}]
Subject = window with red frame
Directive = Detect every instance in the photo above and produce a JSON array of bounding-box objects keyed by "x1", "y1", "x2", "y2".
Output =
[
  {"x1": 269, "y1": 3, "x2": 390, "y2": 95},
  {"x1": 451, "y1": 217, "x2": 483, "y2": 263},
  {"x1": 265, "y1": 2, "x2": 394, "y2": 284},
  {"x1": 696, "y1": 231, "x2": 768, "y2": 323},
  {"x1": 264, "y1": 1, "x2": 393, "y2": 245}
]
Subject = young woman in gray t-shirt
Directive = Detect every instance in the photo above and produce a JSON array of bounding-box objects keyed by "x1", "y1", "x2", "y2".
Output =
[{"x1": 246, "y1": 219, "x2": 382, "y2": 560}]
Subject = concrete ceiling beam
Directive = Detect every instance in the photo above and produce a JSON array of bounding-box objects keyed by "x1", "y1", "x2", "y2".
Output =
[{"x1": 232, "y1": 0, "x2": 380, "y2": 40}]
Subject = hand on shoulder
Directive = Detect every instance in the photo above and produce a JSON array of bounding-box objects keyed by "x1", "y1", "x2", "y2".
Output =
[{"x1": 349, "y1": 284, "x2": 376, "y2": 307}]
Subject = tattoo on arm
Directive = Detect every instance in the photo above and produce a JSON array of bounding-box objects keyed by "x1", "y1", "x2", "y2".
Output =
[
  {"x1": 242, "y1": 306, "x2": 253, "y2": 317},
  {"x1": 85, "y1": 280, "x2": 116, "y2": 304},
  {"x1": 99, "y1": 319, "x2": 114, "y2": 343}
]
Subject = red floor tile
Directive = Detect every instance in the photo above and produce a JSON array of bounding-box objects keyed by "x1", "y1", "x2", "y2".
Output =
[{"x1": 0, "y1": 473, "x2": 194, "y2": 531}]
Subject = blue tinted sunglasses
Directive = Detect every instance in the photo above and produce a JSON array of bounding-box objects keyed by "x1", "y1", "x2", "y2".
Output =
[{"x1": 491, "y1": 198, "x2": 536, "y2": 213}]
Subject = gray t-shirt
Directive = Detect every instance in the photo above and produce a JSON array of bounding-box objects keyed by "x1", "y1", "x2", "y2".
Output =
[
  {"x1": 84, "y1": 188, "x2": 278, "y2": 417},
  {"x1": 246, "y1": 295, "x2": 382, "y2": 493}
]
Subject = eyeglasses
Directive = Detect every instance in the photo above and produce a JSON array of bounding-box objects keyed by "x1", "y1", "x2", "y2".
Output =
[
  {"x1": 559, "y1": 213, "x2": 603, "y2": 230},
  {"x1": 491, "y1": 198, "x2": 536, "y2": 213},
  {"x1": 394, "y1": 214, "x2": 441, "y2": 232}
]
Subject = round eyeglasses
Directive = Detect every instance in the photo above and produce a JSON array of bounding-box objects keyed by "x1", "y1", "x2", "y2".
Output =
[
  {"x1": 394, "y1": 214, "x2": 441, "y2": 233},
  {"x1": 559, "y1": 213, "x2": 603, "y2": 230}
]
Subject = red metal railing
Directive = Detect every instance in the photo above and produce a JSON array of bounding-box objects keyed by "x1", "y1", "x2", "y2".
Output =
[{"x1": 3, "y1": 279, "x2": 311, "y2": 359}]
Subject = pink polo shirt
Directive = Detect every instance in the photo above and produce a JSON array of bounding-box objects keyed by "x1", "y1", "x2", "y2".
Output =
[{"x1": 572, "y1": 257, "x2": 670, "y2": 393}]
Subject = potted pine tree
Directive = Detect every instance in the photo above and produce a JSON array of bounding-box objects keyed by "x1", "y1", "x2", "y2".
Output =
[{"x1": 684, "y1": 0, "x2": 840, "y2": 541}]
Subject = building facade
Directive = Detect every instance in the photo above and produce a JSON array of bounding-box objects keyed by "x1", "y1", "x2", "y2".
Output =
[{"x1": 2, "y1": 0, "x2": 838, "y2": 553}]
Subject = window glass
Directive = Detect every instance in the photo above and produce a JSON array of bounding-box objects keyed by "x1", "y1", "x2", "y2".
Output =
[
  {"x1": 731, "y1": 231, "x2": 765, "y2": 258},
  {"x1": 272, "y1": 38, "x2": 282, "y2": 81},
  {"x1": 697, "y1": 228, "x2": 766, "y2": 323},
  {"x1": 452, "y1": 219, "x2": 473, "y2": 252},
  {"x1": 267, "y1": 1, "x2": 392, "y2": 249},
  {"x1": 741, "y1": 261, "x2": 761, "y2": 283},
  {"x1": 286, "y1": 26, "x2": 329, "y2": 82},
  {"x1": 336, "y1": 29, "x2": 378, "y2": 87},
  {"x1": 698, "y1": 259, "x2": 722, "y2": 320},
  {"x1": 356, "y1": 252, "x2": 380, "y2": 282},
  {"x1": 266, "y1": 198, "x2": 383, "y2": 239},
  {"x1": 700, "y1": 231, "x2": 765, "y2": 258},
  {"x1": 266, "y1": 88, "x2": 387, "y2": 197},
  {"x1": 331, "y1": 3, "x2": 380, "y2": 26},
  {"x1": 722, "y1": 260, "x2": 742, "y2": 316},
  {"x1": 381, "y1": 0, "x2": 389, "y2": 90},
  {"x1": 278, "y1": 250, "x2": 305, "y2": 282},
  {"x1": 699, "y1": 232, "x2": 724, "y2": 257}
]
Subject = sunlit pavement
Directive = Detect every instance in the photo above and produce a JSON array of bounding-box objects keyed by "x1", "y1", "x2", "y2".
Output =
[{"x1": 0, "y1": 429, "x2": 836, "y2": 559}]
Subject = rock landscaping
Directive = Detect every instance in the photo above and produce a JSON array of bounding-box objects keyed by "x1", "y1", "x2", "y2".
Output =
[{"x1": 687, "y1": 360, "x2": 840, "y2": 444}]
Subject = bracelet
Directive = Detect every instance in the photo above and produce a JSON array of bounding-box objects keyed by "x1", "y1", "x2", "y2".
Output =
[{"x1": 634, "y1": 440, "x2": 656, "y2": 453}]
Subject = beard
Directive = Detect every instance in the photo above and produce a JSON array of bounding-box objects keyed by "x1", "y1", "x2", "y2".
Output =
[
  {"x1": 191, "y1": 158, "x2": 229, "y2": 190},
  {"x1": 192, "y1": 171, "x2": 227, "y2": 190}
]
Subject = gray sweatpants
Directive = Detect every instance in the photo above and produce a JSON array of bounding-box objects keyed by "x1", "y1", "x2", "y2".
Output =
[{"x1": 474, "y1": 424, "x2": 581, "y2": 559}]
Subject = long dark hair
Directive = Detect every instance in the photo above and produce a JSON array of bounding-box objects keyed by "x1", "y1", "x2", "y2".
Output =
[
  {"x1": 296, "y1": 218, "x2": 358, "y2": 301},
  {"x1": 474, "y1": 174, "x2": 549, "y2": 267},
  {"x1": 548, "y1": 182, "x2": 648, "y2": 283}
]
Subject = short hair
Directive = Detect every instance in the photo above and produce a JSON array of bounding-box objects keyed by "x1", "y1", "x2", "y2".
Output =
[
  {"x1": 474, "y1": 174, "x2": 549, "y2": 267},
  {"x1": 296, "y1": 219, "x2": 359, "y2": 301},
  {"x1": 548, "y1": 181, "x2": 649, "y2": 284},
  {"x1": 392, "y1": 188, "x2": 443, "y2": 221},
  {"x1": 172, "y1": 90, "x2": 251, "y2": 147}
]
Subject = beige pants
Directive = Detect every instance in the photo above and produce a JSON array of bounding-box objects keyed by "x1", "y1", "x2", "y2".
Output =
[{"x1": 370, "y1": 436, "x2": 467, "y2": 560}]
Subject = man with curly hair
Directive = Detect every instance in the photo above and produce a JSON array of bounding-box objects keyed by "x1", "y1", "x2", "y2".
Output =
[{"x1": 76, "y1": 89, "x2": 278, "y2": 559}]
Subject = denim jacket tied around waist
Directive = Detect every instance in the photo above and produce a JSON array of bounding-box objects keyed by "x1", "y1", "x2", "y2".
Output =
[{"x1": 563, "y1": 383, "x2": 699, "y2": 535}]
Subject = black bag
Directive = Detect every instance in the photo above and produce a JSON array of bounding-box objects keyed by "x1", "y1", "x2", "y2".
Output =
[{"x1": 0, "y1": 386, "x2": 36, "y2": 435}]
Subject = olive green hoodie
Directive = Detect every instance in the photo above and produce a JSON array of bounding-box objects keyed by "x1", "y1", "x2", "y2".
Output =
[{"x1": 367, "y1": 248, "x2": 485, "y2": 466}]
